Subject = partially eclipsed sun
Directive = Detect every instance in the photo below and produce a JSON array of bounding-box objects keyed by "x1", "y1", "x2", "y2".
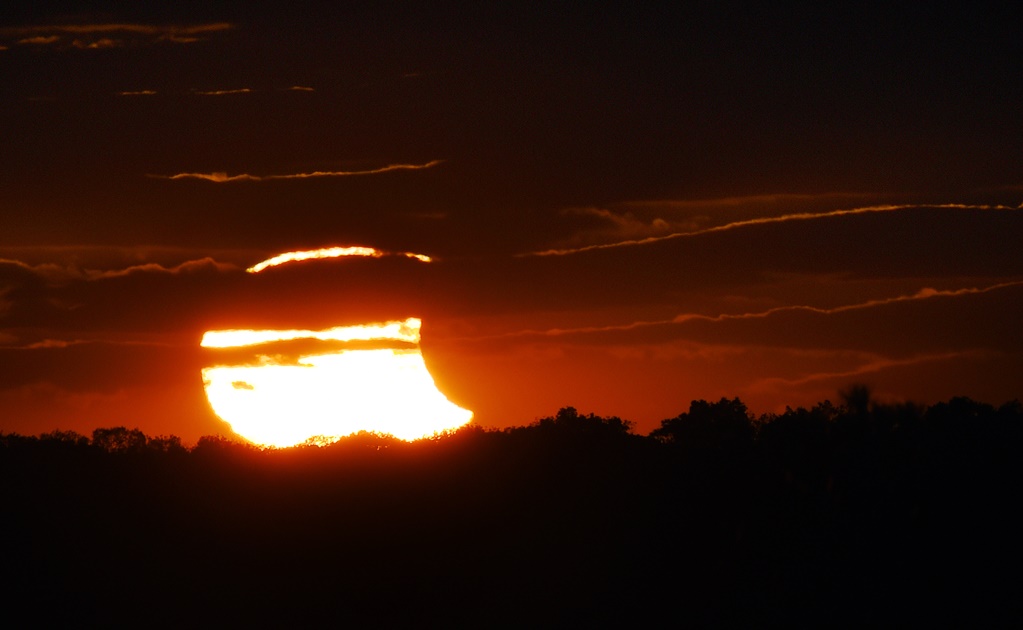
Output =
[{"x1": 201, "y1": 318, "x2": 472, "y2": 447}]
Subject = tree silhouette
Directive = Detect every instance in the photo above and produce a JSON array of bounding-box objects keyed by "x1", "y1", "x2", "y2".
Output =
[
  {"x1": 146, "y1": 434, "x2": 186, "y2": 454},
  {"x1": 39, "y1": 429, "x2": 90, "y2": 448},
  {"x1": 536, "y1": 406, "x2": 633, "y2": 435},
  {"x1": 650, "y1": 397, "x2": 754, "y2": 449},
  {"x1": 839, "y1": 383, "x2": 872, "y2": 417},
  {"x1": 1, "y1": 391, "x2": 1021, "y2": 626},
  {"x1": 91, "y1": 426, "x2": 147, "y2": 453}
]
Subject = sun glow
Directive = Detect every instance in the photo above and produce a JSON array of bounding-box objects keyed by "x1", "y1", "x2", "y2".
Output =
[{"x1": 201, "y1": 318, "x2": 472, "y2": 447}]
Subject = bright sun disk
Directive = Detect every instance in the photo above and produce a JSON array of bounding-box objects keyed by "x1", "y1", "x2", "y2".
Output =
[{"x1": 201, "y1": 318, "x2": 472, "y2": 447}]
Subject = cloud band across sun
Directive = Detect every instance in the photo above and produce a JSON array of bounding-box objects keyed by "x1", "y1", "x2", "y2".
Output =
[{"x1": 201, "y1": 318, "x2": 423, "y2": 349}]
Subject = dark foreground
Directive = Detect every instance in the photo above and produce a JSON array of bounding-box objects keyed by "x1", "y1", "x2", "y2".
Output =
[{"x1": 3, "y1": 397, "x2": 1021, "y2": 627}]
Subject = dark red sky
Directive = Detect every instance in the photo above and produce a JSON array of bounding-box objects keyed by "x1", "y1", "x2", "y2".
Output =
[{"x1": 2, "y1": 2, "x2": 1021, "y2": 441}]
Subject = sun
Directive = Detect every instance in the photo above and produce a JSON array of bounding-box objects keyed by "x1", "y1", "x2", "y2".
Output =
[{"x1": 201, "y1": 318, "x2": 472, "y2": 447}]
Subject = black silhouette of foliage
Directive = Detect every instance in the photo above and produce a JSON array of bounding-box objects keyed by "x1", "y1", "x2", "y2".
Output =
[
  {"x1": 91, "y1": 426, "x2": 147, "y2": 453},
  {"x1": 534, "y1": 406, "x2": 633, "y2": 436},
  {"x1": 839, "y1": 382, "x2": 872, "y2": 416},
  {"x1": 1, "y1": 391, "x2": 1021, "y2": 626},
  {"x1": 146, "y1": 434, "x2": 186, "y2": 454},
  {"x1": 650, "y1": 397, "x2": 754, "y2": 448},
  {"x1": 39, "y1": 429, "x2": 90, "y2": 447}
]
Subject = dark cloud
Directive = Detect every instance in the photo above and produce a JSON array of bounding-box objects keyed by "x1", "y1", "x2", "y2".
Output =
[{"x1": 0, "y1": 256, "x2": 242, "y2": 340}]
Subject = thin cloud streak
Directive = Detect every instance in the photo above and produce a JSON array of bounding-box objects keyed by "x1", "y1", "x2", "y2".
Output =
[
  {"x1": 150, "y1": 160, "x2": 445, "y2": 183},
  {"x1": 73, "y1": 38, "x2": 119, "y2": 49},
  {"x1": 1, "y1": 258, "x2": 84, "y2": 285},
  {"x1": 669, "y1": 281, "x2": 1023, "y2": 324},
  {"x1": 247, "y1": 247, "x2": 432, "y2": 273},
  {"x1": 19, "y1": 36, "x2": 60, "y2": 45},
  {"x1": 2, "y1": 23, "x2": 232, "y2": 36},
  {"x1": 521, "y1": 203, "x2": 1023, "y2": 257},
  {"x1": 0, "y1": 257, "x2": 238, "y2": 285},
  {"x1": 0, "y1": 244, "x2": 264, "y2": 268},
  {"x1": 750, "y1": 350, "x2": 980, "y2": 389},
  {"x1": 552, "y1": 193, "x2": 883, "y2": 248},
  {"x1": 194, "y1": 88, "x2": 252, "y2": 96},
  {"x1": 619, "y1": 192, "x2": 877, "y2": 210},
  {"x1": 2, "y1": 23, "x2": 232, "y2": 46},
  {"x1": 471, "y1": 281, "x2": 1023, "y2": 341},
  {"x1": 20, "y1": 338, "x2": 176, "y2": 351},
  {"x1": 82, "y1": 258, "x2": 239, "y2": 280}
]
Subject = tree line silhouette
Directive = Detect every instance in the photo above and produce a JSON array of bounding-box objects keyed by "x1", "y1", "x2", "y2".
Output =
[{"x1": 2, "y1": 388, "x2": 1020, "y2": 626}]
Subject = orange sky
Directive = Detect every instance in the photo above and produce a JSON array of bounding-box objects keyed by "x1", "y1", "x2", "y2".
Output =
[{"x1": 2, "y1": 4, "x2": 1022, "y2": 441}]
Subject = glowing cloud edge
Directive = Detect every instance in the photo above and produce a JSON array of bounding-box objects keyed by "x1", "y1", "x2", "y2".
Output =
[{"x1": 246, "y1": 246, "x2": 432, "y2": 273}]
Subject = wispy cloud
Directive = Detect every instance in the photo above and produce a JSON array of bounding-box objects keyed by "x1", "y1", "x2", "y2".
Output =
[
  {"x1": 544, "y1": 193, "x2": 880, "y2": 251},
  {"x1": 521, "y1": 203, "x2": 1022, "y2": 257},
  {"x1": 555, "y1": 207, "x2": 680, "y2": 245},
  {"x1": 287, "y1": 86, "x2": 315, "y2": 92},
  {"x1": 473, "y1": 281, "x2": 1023, "y2": 340},
  {"x1": 247, "y1": 246, "x2": 432, "y2": 273},
  {"x1": 19, "y1": 35, "x2": 60, "y2": 45},
  {"x1": 83, "y1": 258, "x2": 239, "y2": 280},
  {"x1": 619, "y1": 192, "x2": 876, "y2": 211},
  {"x1": 23, "y1": 339, "x2": 86, "y2": 349},
  {"x1": 1, "y1": 23, "x2": 233, "y2": 48},
  {"x1": 4, "y1": 23, "x2": 233, "y2": 36},
  {"x1": 73, "y1": 38, "x2": 119, "y2": 49},
  {"x1": 150, "y1": 160, "x2": 445, "y2": 183},
  {"x1": 668, "y1": 281, "x2": 1023, "y2": 325},
  {"x1": 0, "y1": 256, "x2": 238, "y2": 285},
  {"x1": 0, "y1": 244, "x2": 266, "y2": 272},
  {"x1": 6, "y1": 337, "x2": 180, "y2": 355},
  {"x1": 1, "y1": 258, "x2": 84, "y2": 285},
  {"x1": 749, "y1": 351, "x2": 978, "y2": 389},
  {"x1": 194, "y1": 88, "x2": 252, "y2": 96},
  {"x1": 118, "y1": 90, "x2": 157, "y2": 96}
]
